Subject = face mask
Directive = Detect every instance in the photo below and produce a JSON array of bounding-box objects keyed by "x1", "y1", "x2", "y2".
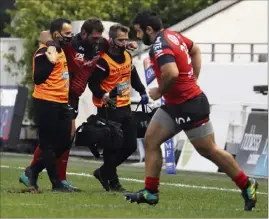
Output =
[
  {"x1": 58, "y1": 33, "x2": 72, "y2": 46},
  {"x1": 111, "y1": 39, "x2": 126, "y2": 53},
  {"x1": 142, "y1": 30, "x2": 151, "y2": 46},
  {"x1": 120, "y1": 46, "x2": 126, "y2": 53}
]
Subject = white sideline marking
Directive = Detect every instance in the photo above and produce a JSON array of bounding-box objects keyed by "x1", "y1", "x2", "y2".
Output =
[
  {"x1": 3, "y1": 203, "x2": 44, "y2": 207},
  {"x1": 1, "y1": 165, "x2": 267, "y2": 195}
]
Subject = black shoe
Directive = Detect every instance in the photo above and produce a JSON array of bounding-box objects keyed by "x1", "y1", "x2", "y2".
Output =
[
  {"x1": 109, "y1": 176, "x2": 126, "y2": 192},
  {"x1": 242, "y1": 178, "x2": 258, "y2": 211},
  {"x1": 93, "y1": 168, "x2": 110, "y2": 191},
  {"x1": 19, "y1": 166, "x2": 39, "y2": 192}
]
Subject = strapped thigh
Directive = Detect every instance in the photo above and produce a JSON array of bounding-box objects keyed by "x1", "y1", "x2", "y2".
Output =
[
  {"x1": 151, "y1": 108, "x2": 182, "y2": 136},
  {"x1": 185, "y1": 121, "x2": 214, "y2": 141}
]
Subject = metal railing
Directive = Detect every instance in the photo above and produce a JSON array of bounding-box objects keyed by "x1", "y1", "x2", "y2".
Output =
[
  {"x1": 197, "y1": 42, "x2": 268, "y2": 62},
  {"x1": 134, "y1": 42, "x2": 268, "y2": 63}
]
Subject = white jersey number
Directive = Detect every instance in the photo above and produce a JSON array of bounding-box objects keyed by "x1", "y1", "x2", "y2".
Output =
[{"x1": 180, "y1": 42, "x2": 191, "y2": 65}]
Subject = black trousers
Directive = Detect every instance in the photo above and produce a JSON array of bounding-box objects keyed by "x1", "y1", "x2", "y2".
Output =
[
  {"x1": 97, "y1": 105, "x2": 137, "y2": 180},
  {"x1": 31, "y1": 98, "x2": 72, "y2": 187}
]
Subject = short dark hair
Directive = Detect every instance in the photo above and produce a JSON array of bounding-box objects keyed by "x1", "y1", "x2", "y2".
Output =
[
  {"x1": 49, "y1": 18, "x2": 71, "y2": 35},
  {"x1": 132, "y1": 10, "x2": 163, "y2": 32},
  {"x1": 109, "y1": 24, "x2": 129, "y2": 39},
  {"x1": 81, "y1": 18, "x2": 104, "y2": 34}
]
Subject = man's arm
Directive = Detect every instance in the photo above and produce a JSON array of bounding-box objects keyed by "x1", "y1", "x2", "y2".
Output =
[
  {"x1": 189, "y1": 43, "x2": 201, "y2": 79},
  {"x1": 33, "y1": 48, "x2": 55, "y2": 85},
  {"x1": 126, "y1": 52, "x2": 146, "y2": 95},
  {"x1": 87, "y1": 59, "x2": 109, "y2": 98},
  {"x1": 40, "y1": 30, "x2": 65, "y2": 51},
  {"x1": 156, "y1": 54, "x2": 179, "y2": 95},
  {"x1": 180, "y1": 33, "x2": 201, "y2": 80},
  {"x1": 131, "y1": 65, "x2": 146, "y2": 95},
  {"x1": 158, "y1": 62, "x2": 179, "y2": 95}
]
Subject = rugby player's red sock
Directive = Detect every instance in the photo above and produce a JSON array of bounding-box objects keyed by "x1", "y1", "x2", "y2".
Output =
[
  {"x1": 145, "y1": 177, "x2": 160, "y2": 193},
  {"x1": 30, "y1": 146, "x2": 41, "y2": 166},
  {"x1": 57, "y1": 150, "x2": 70, "y2": 181},
  {"x1": 232, "y1": 170, "x2": 248, "y2": 190}
]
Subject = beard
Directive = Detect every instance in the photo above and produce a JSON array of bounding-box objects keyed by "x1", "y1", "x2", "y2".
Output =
[
  {"x1": 142, "y1": 31, "x2": 151, "y2": 46},
  {"x1": 81, "y1": 39, "x2": 96, "y2": 51}
]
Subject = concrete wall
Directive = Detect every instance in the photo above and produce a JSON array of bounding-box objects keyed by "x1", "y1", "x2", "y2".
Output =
[{"x1": 0, "y1": 38, "x2": 25, "y2": 86}]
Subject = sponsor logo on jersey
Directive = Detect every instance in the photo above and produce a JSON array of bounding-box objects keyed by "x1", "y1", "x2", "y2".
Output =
[{"x1": 167, "y1": 34, "x2": 180, "y2": 45}]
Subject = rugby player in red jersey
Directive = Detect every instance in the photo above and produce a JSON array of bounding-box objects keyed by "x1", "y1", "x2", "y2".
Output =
[{"x1": 124, "y1": 11, "x2": 258, "y2": 211}]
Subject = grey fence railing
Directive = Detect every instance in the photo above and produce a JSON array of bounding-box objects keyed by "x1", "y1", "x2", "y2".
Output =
[
  {"x1": 135, "y1": 42, "x2": 268, "y2": 62},
  {"x1": 197, "y1": 42, "x2": 268, "y2": 62}
]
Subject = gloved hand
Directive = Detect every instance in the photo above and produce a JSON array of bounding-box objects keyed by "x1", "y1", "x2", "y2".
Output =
[
  {"x1": 102, "y1": 92, "x2": 116, "y2": 109},
  {"x1": 140, "y1": 93, "x2": 149, "y2": 104}
]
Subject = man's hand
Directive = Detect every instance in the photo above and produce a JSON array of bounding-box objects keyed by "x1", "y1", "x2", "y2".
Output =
[
  {"x1": 102, "y1": 93, "x2": 115, "y2": 106},
  {"x1": 126, "y1": 41, "x2": 138, "y2": 51},
  {"x1": 140, "y1": 93, "x2": 149, "y2": 104},
  {"x1": 45, "y1": 46, "x2": 58, "y2": 64},
  {"x1": 149, "y1": 87, "x2": 162, "y2": 101},
  {"x1": 40, "y1": 31, "x2": 52, "y2": 44}
]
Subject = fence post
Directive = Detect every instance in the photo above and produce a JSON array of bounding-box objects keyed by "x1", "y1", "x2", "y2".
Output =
[
  {"x1": 212, "y1": 43, "x2": 215, "y2": 62},
  {"x1": 250, "y1": 44, "x2": 254, "y2": 62},
  {"x1": 231, "y1": 44, "x2": 234, "y2": 62}
]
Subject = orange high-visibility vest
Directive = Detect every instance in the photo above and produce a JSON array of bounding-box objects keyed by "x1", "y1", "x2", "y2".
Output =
[
  {"x1": 93, "y1": 51, "x2": 132, "y2": 108},
  {"x1": 32, "y1": 44, "x2": 69, "y2": 103}
]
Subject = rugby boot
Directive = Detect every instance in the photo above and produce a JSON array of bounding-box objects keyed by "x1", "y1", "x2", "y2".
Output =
[
  {"x1": 19, "y1": 166, "x2": 39, "y2": 192},
  {"x1": 52, "y1": 181, "x2": 76, "y2": 192},
  {"x1": 124, "y1": 188, "x2": 159, "y2": 205},
  {"x1": 241, "y1": 178, "x2": 258, "y2": 211},
  {"x1": 61, "y1": 180, "x2": 81, "y2": 192}
]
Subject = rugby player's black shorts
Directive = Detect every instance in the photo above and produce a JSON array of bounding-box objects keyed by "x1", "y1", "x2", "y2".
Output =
[{"x1": 160, "y1": 92, "x2": 210, "y2": 131}]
